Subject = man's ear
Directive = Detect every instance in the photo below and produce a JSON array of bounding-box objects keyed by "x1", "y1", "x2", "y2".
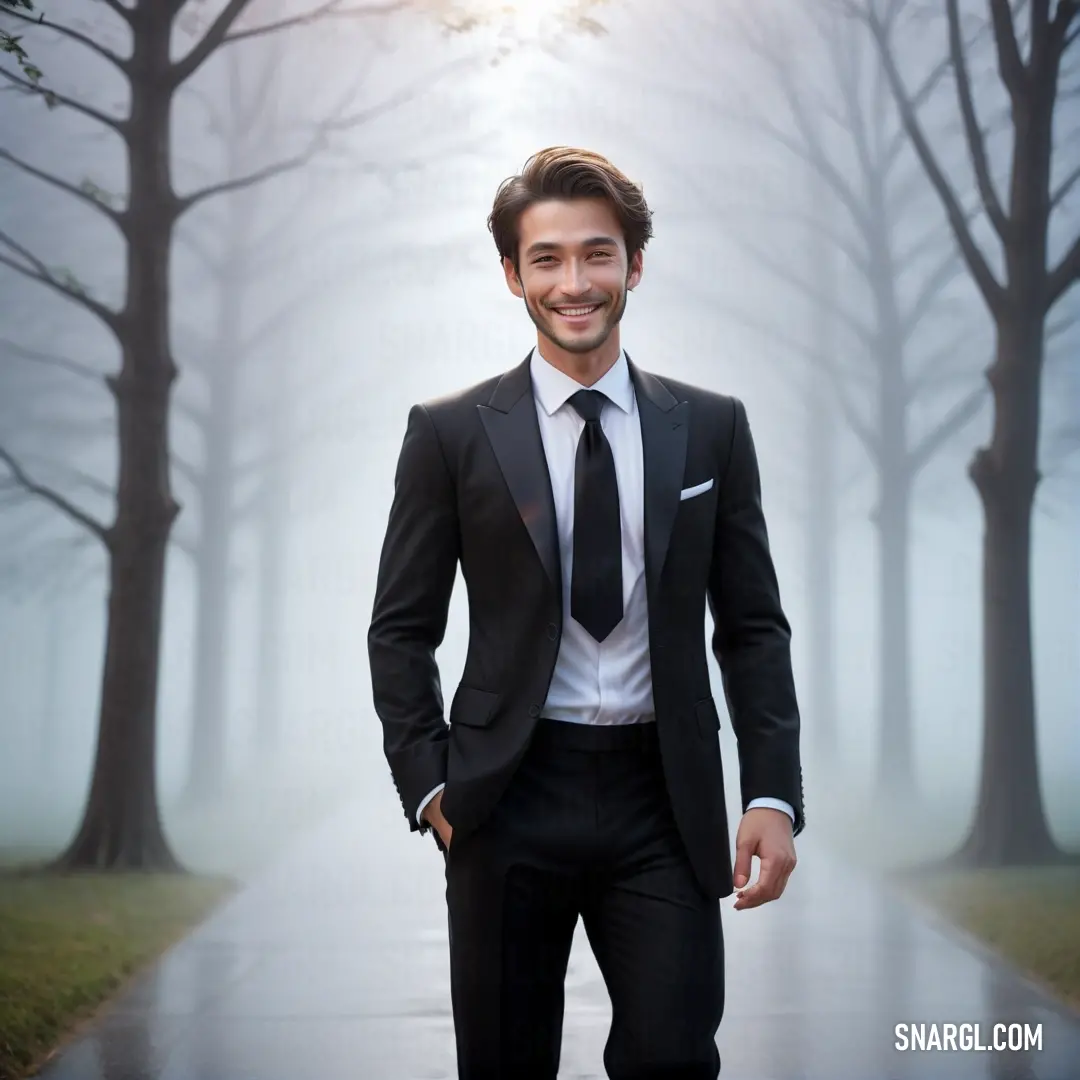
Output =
[
  {"x1": 502, "y1": 255, "x2": 524, "y2": 298},
  {"x1": 627, "y1": 249, "x2": 644, "y2": 291}
]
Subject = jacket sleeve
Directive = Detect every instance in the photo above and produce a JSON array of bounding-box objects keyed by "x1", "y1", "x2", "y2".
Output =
[
  {"x1": 707, "y1": 397, "x2": 805, "y2": 835},
  {"x1": 368, "y1": 403, "x2": 460, "y2": 833}
]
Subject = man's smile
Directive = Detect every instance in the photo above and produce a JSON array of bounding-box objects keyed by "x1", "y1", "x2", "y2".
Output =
[{"x1": 549, "y1": 302, "x2": 603, "y2": 322}]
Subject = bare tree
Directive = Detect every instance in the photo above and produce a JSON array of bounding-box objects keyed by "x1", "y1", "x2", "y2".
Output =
[
  {"x1": 855, "y1": 0, "x2": 1080, "y2": 866},
  {"x1": 631, "y1": 0, "x2": 990, "y2": 795},
  {"x1": 0, "y1": 0, "x2": 483, "y2": 871},
  {"x1": 168, "y1": 17, "x2": 478, "y2": 804}
]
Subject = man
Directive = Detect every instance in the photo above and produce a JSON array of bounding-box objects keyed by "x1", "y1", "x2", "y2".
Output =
[{"x1": 368, "y1": 146, "x2": 804, "y2": 1079}]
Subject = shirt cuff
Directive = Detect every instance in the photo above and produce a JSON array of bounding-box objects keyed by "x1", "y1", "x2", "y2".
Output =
[
  {"x1": 746, "y1": 797, "x2": 795, "y2": 823},
  {"x1": 416, "y1": 782, "x2": 446, "y2": 825}
]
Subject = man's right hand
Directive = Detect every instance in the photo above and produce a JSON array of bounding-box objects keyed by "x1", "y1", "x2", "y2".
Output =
[{"x1": 422, "y1": 789, "x2": 453, "y2": 851}]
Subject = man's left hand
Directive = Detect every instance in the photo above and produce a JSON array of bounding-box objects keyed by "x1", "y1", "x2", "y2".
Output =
[{"x1": 732, "y1": 807, "x2": 797, "y2": 910}]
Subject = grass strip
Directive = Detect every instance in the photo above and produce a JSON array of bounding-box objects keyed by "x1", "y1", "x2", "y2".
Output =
[
  {"x1": 905, "y1": 865, "x2": 1080, "y2": 1013},
  {"x1": 0, "y1": 869, "x2": 236, "y2": 1080}
]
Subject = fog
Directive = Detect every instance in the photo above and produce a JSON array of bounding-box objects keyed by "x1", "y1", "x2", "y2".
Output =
[{"x1": 1, "y1": 0, "x2": 1078, "y2": 879}]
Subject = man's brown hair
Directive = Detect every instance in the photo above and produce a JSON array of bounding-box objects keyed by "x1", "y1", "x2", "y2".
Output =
[{"x1": 487, "y1": 146, "x2": 654, "y2": 270}]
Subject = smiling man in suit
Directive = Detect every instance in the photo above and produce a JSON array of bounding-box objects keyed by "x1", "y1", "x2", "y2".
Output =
[{"x1": 368, "y1": 146, "x2": 804, "y2": 1079}]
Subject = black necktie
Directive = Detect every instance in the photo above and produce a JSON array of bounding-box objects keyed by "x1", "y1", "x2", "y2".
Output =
[{"x1": 568, "y1": 389, "x2": 623, "y2": 642}]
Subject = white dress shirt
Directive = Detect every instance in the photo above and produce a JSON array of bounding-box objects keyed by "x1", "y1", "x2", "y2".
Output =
[{"x1": 416, "y1": 347, "x2": 793, "y2": 825}]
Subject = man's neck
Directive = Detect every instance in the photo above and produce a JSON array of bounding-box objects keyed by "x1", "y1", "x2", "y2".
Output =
[{"x1": 535, "y1": 335, "x2": 621, "y2": 388}]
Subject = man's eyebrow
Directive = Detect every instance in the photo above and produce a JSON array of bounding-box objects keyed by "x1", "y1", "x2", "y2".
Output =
[{"x1": 523, "y1": 236, "x2": 620, "y2": 256}]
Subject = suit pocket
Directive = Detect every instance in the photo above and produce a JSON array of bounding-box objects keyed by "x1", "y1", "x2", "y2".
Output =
[
  {"x1": 679, "y1": 478, "x2": 714, "y2": 501},
  {"x1": 694, "y1": 696, "x2": 720, "y2": 739},
  {"x1": 448, "y1": 684, "x2": 501, "y2": 728}
]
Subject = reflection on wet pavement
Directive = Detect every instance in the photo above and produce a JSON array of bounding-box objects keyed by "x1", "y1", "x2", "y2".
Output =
[{"x1": 32, "y1": 799, "x2": 1080, "y2": 1079}]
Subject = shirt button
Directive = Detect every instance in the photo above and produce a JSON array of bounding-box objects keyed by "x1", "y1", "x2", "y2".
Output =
[
  {"x1": 528, "y1": 704, "x2": 541, "y2": 717},
  {"x1": 546, "y1": 622, "x2": 558, "y2": 640}
]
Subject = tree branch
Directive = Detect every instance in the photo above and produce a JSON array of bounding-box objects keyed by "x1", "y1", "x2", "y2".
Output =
[
  {"x1": 828, "y1": 366, "x2": 880, "y2": 463},
  {"x1": 905, "y1": 325, "x2": 982, "y2": 403},
  {"x1": 987, "y1": 0, "x2": 1027, "y2": 100},
  {"x1": 175, "y1": 52, "x2": 477, "y2": 218},
  {"x1": 0, "y1": 230, "x2": 122, "y2": 334},
  {"x1": 729, "y1": 232, "x2": 879, "y2": 354},
  {"x1": 910, "y1": 383, "x2": 988, "y2": 473},
  {"x1": 882, "y1": 53, "x2": 953, "y2": 170},
  {"x1": 669, "y1": 192, "x2": 870, "y2": 278},
  {"x1": 0, "y1": 66, "x2": 127, "y2": 134},
  {"x1": 324, "y1": 55, "x2": 482, "y2": 138},
  {"x1": 1050, "y1": 160, "x2": 1080, "y2": 208},
  {"x1": 653, "y1": 271, "x2": 876, "y2": 398},
  {"x1": 1046, "y1": 232, "x2": 1080, "y2": 310},
  {"x1": 899, "y1": 246, "x2": 966, "y2": 341},
  {"x1": 1047, "y1": 306, "x2": 1077, "y2": 344},
  {"x1": 0, "y1": 336, "x2": 109, "y2": 385},
  {"x1": 169, "y1": 0, "x2": 407, "y2": 88},
  {"x1": 829, "y1": 8, "x2": 880, "y2": 198},
  {"x1": 172, "y1": 395, "x2": 209, "y2": 431},
  {"x1": 168, "y1": 529, "x2": 199, "y2": 559},
  {"x1": 222, "y1": 0, "x2": 409, "y2": 48},
  {"x1": 627, "y1": 54, "x2": 873, "y2": 241},
  {"x1": 751, "y1": 15, "x2": 875, "y2": 241},
  {"x1": 3, "y1": 5, "x2": 130, "y2": 72},
  {"x1": 861, "y1": 2, "x2": 1006, "y2": 315},
  {"x1": 168, "y1": 0, "x2": 248, "y2": 87},
  {"x1": 174, "y1": 142, "x2": 325, "y2": 217},
  {"x1": 0, "y1": 148, "x2": 125, "y2": 228},
  {"x1": 947, "y1": 0, "x2": 1011, "y2": 240},
  {"x1": 0, "y1": 445, "x2": 110, "y2": 541},
  {"x1": 40, "y1": 459, "x2": 115, "y2": 499},
  {"x1": 171, "y1": 451, "x2": 203, "y2": 487},
  {"x1": 1051, "y1": 1, "x2": 1079, "y2": 54}
]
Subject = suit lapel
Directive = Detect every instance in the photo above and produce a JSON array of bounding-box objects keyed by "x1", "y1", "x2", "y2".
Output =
[
  {"x1": 478, "y1": 354, "x2": 561, "y2": 594},
  {"x1": 629, "y1": 355, "x2": 689, "y2": 598},
  {"x1": 477, "y1": 351, "x2": 688, "y2": 601}
]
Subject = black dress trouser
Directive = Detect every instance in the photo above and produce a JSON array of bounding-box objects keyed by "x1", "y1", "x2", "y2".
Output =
[{"x1": 439, "y1": 718, "x2": 724, "y2": 1079}]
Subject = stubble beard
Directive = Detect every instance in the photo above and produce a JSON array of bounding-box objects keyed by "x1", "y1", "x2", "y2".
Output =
[{"x1": 525, "y1": 284, "x2": 629, "y2": 356}]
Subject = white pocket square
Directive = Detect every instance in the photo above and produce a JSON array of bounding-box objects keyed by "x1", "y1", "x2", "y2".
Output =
[{"x1": 679, "y1": 478, "x2": 714, "y2": 501}]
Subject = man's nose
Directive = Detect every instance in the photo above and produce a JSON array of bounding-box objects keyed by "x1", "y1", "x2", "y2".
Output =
[{"x1": 560, "y1": 260, "x2": 591, "y2": 295}]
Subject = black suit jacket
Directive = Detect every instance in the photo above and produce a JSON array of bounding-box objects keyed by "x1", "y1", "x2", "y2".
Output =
[{"x1": 367, "y1": 352, "x2": 804, "y2": 899}]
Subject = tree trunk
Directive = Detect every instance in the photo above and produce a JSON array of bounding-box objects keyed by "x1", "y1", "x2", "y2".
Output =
[
  {"x1": 182, "y1": 474, "x2": 232, "y2": 803},
  {"x1": 252, "y1": 358, "x2": 290, "y2": 760},
  {"x1": 875, "y1": 467, "x2": 913, "y2": 795},
  {"x1": 956, "y1": 63, "x2": 1066, "y2": 867},
  {"x1": 807, "y1": 379, "x2": 838, "y2": 765},
  {"x1": 866, "y1": 194, "x2": 916, "y2": 798},
  {"x1": 958, "y1": 320, "x2": 1059, "y2": 865},
  {"x1": 182, "y1": 234, "x2": 247, "y2": 803},
  {"x1": 806, "y1": 162, "x2": 838, "y2": 767},
  {"x1": 39, "y1": 600, "x2": 64, "y2": 774},
  {"x1": 53, "y1": 5, "x2": 181, "y2": 872}
]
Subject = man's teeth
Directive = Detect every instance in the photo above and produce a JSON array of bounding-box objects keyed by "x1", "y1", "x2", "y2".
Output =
[{"x1": 555, "y1": 305, "x2": 599, "y2": 316}]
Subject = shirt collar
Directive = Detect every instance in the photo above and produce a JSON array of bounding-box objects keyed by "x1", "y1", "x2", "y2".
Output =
[{"x1": 529, "y1": 346, "x2": 635, "y2": 417}]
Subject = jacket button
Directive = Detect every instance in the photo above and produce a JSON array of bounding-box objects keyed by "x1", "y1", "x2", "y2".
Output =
[
  {"x1": 528, "y1": 704, "x2": 541, "y2": 717},
  {"x1": 546, "y1": 622, "x2": 558, "y2": 640}
]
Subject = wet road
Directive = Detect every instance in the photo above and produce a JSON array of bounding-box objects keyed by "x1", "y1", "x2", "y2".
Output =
[{"x1": 33, "y1": 797, "x2": 1080, "y2": 1079}]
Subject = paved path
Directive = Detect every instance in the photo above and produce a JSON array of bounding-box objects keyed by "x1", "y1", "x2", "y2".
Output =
[{"x1": 35, "y1": 797, "x2": 1080, "y2": 1079}]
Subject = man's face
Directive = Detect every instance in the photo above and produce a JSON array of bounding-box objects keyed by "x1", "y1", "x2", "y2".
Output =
[{"x1": 502, "y1": 197, "x2": 643, "y2": 357}]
